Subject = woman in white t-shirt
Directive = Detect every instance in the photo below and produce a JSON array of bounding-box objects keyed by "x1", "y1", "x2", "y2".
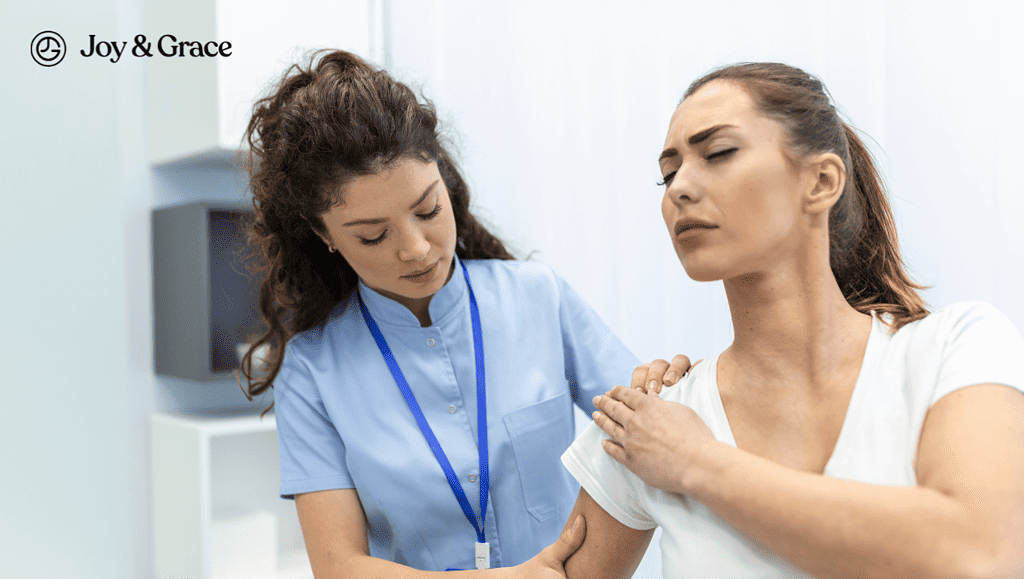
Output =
[{"x1": 557, "y1": 63, "x2": 1024, "y2": 578}]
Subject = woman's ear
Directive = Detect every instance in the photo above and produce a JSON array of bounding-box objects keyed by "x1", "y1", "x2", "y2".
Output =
[{"x1": 804, "y1": 152, "x2": 846, "y2": 215}]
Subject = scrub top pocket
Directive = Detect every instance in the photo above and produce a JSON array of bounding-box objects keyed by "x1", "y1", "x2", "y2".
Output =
[{"x1": 502, "y1": 390, "x2": 576, "y2": 523}]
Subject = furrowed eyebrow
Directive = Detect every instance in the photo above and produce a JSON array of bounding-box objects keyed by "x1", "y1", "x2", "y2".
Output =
[
  {"x1": 659, "y1": 124, "x2": 737, "y2": 166},
  {"x1": 342, "y1": 180, "x2": 439, "y2": 227},
  {"x1": 658, "y1": 148, "x2": 678, "y2": 163},
  {"x1": 687, "y1": 124, "x2": 735, "y2": 146}
]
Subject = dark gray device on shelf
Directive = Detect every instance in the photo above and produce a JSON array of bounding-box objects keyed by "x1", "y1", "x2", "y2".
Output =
[{"x1": 153, "y1": 201, "x2": 263, "y2": 381}]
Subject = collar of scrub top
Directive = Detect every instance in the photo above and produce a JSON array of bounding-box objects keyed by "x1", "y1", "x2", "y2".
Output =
[
  {"x1": 357, "y1": 256, "x2": 490, "y2": 548},
  {"x1": 356, "y1": 255, "x2": 469, "y2": 328}
]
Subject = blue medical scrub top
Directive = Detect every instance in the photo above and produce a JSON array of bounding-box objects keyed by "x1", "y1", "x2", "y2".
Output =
[{"x1": 274, "y1": 257, "x2": 639, "y2": 570}]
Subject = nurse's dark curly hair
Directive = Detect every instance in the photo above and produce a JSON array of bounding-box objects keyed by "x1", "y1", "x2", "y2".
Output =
[
  {"x1": 684, "y1": 63, "x2": 929, "y2": 330},
  {"x1": 238, "y1": 49, "x2": 514, "y2": 408}
]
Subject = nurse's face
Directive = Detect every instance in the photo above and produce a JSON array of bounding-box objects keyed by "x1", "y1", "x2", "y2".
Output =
[
  {"x1": 659, "y1": 80, "x2": 814, "y2": 282},
  {"x1": 320, "y1": 157, "x2": 457, "y2": 308}
]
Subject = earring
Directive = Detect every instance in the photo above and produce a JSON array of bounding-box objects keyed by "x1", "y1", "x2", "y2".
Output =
[{"x1": 328, "y1": 244, "x2": 337, "y2": 253}]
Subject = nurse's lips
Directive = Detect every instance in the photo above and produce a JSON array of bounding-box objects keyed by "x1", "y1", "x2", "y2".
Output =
[{"x1": 402, "y1": 260, "x2": 438, "y2": 280}]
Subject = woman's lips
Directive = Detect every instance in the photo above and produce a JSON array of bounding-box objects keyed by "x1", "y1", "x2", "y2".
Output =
[{"x1": 674, "y1": 219, "x2": 717, "y2": 237}]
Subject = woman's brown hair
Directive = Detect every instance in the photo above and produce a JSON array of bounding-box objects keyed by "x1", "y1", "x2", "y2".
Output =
[
  {"x1": 238, "y1": 49, "x2": 514, "y2": 408},
  {"x1": 684, "y1": 63, "x2": 928, "y2": 330}
]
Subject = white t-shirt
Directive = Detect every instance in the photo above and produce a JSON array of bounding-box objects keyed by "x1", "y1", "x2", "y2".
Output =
[{"x1": 561, "y1": 302, "x2": 1024, "y2": 577}]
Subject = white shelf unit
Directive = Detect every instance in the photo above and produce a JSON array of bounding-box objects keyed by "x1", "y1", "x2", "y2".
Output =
[{"x1": 151, "y1": 412, "x2": 312, "y2": 579}]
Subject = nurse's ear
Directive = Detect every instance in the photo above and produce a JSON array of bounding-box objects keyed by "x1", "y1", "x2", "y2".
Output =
[
  {"x1": 802, "y1": 152, "x2": 846, "y2": 216},
  {"x1": 307, "y1": 215, "x2": 338, "y2": 253}
]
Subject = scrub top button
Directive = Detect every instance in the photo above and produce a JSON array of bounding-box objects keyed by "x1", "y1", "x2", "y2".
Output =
[
  {"x1": 427, "y1": 338, "x2": 435, "y2": 346},
  {"x1": 468, "y1": 474, "x2": 477, "y2": 482},
  {"x1": 448, "y1": 404, "x2": 457, "y2": 414}
]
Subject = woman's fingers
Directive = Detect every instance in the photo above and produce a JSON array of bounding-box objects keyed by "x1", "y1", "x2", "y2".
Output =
[{"x1": 593, "y1": 411, "x2": 625, "y2": 443}]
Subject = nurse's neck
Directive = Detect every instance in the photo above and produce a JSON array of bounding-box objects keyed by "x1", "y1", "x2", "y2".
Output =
[{"x1": 373, "y1": 261, "x2": 456, "y2": 328}]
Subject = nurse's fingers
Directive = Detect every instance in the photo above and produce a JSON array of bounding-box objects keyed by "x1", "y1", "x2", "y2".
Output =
[
  {"x1": 558, "y1": 515, "x2": 586, "y2": 556},
  {"x1": 631, "y1": 359, "x2": 669, "y2": 393},
  {"x1": 630, "y1": 363, "x2": 651, "y2": 392},
  {"x1": 660, "y1": 354, "x2": 695, "y2": 388},
  {"x1": 529, "y1": 515, "x2": 585, "y2": 574}
]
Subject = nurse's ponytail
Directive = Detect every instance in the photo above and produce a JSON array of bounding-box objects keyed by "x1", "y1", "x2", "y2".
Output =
[
  {"x1": 683, "y1": 63, "x2": 928, "y2": 330},
  {"x1": 239, "y1": 49, "x2": 515, "y2": 411}
]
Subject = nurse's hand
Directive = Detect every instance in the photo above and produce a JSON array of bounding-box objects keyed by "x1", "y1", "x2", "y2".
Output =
[
  {"x1": 631, "y1": 354, "x2": 699, "y2": 394},
  {"x1": 510, "y1": 515, "x2": 586, "y2": 578}
]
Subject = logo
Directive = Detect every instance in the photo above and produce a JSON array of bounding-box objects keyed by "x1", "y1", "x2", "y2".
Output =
[{"x1": 31, "y1": 31, "x2": 66, "y2": 67}]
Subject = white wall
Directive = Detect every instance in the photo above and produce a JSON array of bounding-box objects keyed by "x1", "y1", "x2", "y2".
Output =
[
  {"x1": 2, "y1": 1, "x2": 1021, "y2": 578},
  {"x1": 2, "y1": 0, "x2": 149, "y2": 577},
  {"x1": 387, "y1": 0, "x2": 1024, "y2": 365}
]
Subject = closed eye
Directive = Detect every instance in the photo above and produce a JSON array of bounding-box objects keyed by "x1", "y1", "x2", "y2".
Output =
[
  {"x1": 657, "y1": 171, "x2": 677, "y2": 187},
  {"x1": 359, "y1": 231, "x2": 387, "y2": 246},
  {"x1": 359, "y1": 203, "x2": 442, "y2": 246},
  {"x1": 418, "y1": 202, "x2": 442, "y2": 220},
  {"x1": 707, "y1": 147, "x2": 737, "y2": 161}
]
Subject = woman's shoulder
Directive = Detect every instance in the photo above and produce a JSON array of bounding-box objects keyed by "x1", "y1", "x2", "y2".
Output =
[
  {"x1": 657, "y1": 356, "x2": 718, "y2": 406},
  {"x1": 892, "y1": 301, "x2": 1019, "y2": 343}
]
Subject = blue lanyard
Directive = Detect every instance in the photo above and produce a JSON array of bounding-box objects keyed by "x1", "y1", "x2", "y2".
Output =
[{"x1": 358, "y1": 261, "x2": 489, "y2": 545}]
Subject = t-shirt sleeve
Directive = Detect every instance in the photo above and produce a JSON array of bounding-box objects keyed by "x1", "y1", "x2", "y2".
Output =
[
  {"x1": 931, "y1": 302, "x2": 1024, "y2": 407},
  {"x1": 275, "y1": 343, "x2": 355, "y2": 499},
  {"x1": 554, "y1": 271, "x2": 641, "y2": 415},
  {"x1": 561, "y1": 420, "x2": 657, "y2": 531}
]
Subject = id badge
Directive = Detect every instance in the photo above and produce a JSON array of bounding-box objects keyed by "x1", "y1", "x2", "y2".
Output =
[{"x1": 475, "y1": 541, "x2": 490, "y2": 570}]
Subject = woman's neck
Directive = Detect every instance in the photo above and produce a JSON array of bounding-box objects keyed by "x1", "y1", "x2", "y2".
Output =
[{"x1": 720, "y1": 262, "x2": 873, "y2": 395}]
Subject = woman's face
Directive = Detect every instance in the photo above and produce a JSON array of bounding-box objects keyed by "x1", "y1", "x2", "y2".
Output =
[
  {"x1": 659, "y1": 80, "x2": 818, "y2": 282},
  {"x1": 320, "y1": 157, "x2": 457, "y2": 307}
]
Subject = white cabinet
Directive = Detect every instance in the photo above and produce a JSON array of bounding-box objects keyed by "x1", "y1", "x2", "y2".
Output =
[
  {"x1": 151, "y1": 412, "x2": 312, "y2": 579},
  {"x1": 145, "y1": 0, "x2": 382, "y2": 165}
]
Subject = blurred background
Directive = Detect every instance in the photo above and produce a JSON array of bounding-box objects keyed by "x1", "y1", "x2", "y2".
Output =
[{"x1": 3, "y1": 0, "x2": 1022, "y2": 577}]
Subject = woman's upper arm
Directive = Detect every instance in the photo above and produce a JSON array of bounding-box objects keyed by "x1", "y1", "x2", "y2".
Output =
[
  {"x1": 916, "y1": 384, "x2": 1024, "y2": 571},
  {"x1": 562, "y1": 487, "x2": 655, "y2": 579},
  {"x1": 295, "y1": 488, "x2": 370, "y2": 577}
]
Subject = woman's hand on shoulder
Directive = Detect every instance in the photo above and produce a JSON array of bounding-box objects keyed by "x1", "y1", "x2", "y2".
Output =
[
  {"x1": 630, "y1": 355, "x2": 700, "y2": 394},
  {"x1": 594, "y1": 386, "x2": 718, "y2": 495},
  {"x1": 508, "y1": 515, "x2": 586, "y2": 578}
]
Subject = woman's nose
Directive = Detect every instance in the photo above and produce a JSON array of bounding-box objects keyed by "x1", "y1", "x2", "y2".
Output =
[
  {"x1": 396, "y1": 225, "x2": 430, "y2": 262},
  {"x1": 666, "y1": 168, "x2": 701, "y2": 207}
]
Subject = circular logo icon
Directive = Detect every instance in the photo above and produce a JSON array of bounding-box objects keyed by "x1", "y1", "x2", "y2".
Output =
[{"x1": 31, "y1": 31, "x2": 66, "y2": 67}]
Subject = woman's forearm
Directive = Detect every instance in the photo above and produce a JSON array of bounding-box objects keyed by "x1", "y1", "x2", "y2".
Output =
[{"x1": 690, "y1": 442, "x2": 1004, "y2": 579}]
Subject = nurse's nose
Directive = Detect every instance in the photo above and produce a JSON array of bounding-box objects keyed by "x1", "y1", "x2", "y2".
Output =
[{"x1": 397, "y1": 225, "x2": 430, "y2": 262}]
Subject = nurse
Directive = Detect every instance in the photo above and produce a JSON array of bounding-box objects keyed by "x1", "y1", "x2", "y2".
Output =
[{"x1": 237, "y1": 49, "x2": 690, "y2": 576}]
